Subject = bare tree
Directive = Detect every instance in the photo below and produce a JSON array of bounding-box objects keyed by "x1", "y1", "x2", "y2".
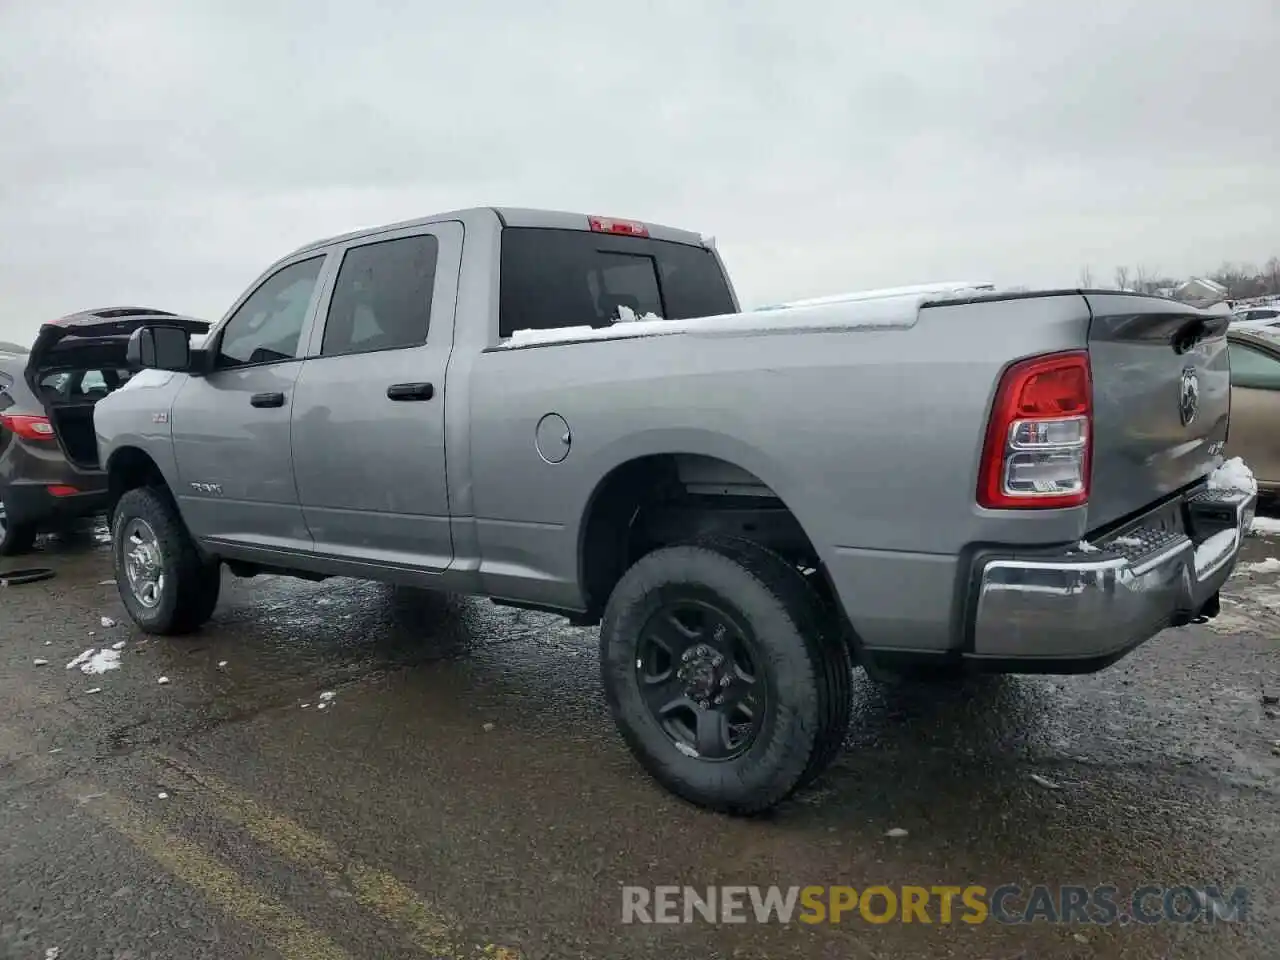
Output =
[
  {"x1": 1266, "y1": 257, "x2": 1280, "y2": 295},
  {"x1": 1211, "y1": 262, "x2": 1260, "y2": 299},
  {"x1": 1113, "y1": 266, "x2": 1131, "y2": 291},
  {"x1": 1078, "y1": 265, "x2": 1094, "y2": 287}
]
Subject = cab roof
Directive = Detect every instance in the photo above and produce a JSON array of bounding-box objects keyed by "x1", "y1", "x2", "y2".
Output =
[{"x1": 286, "y1": 206, "x2": 709, "y2": 258}]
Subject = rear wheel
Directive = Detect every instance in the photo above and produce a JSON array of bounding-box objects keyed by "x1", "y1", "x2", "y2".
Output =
[
  {"x1": 0, "y1": 492, "x2": 38, "y2": 556},
  {"x1": 112, "y1": 486, "x2": 221, "y2": 635},
  {"x1": 600, "y1": 536, "x2": 851, "y2": 814}
]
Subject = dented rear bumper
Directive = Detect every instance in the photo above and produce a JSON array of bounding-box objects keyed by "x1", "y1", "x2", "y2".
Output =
[{"x1": 966, "y1": 485, "x2": 1255, "y2": 671}]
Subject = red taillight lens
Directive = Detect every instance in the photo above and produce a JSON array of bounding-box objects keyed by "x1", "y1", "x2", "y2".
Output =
[
  {"x1": 588, "y1": 216, "x2": 649, "y2": 237},
  {"x1": 0, "y1": 413, "x2": 55, "y2": 441},
  {"x1": 978, "y1": 351, "x2": 1092, "y2": 510},
  {"x1": 47, "y1": 485, "x2": 79, "y2": 497}
]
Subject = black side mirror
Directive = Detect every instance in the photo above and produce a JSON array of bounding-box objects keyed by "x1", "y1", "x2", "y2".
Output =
[{"x1": 126, "y1": 325, "x2": 191, "y2": 372}]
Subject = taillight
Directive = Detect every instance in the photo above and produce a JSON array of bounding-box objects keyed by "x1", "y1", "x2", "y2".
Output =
[
  {"x1": 588, "y1": 216, "x2": 649, "y2": 238},
  {"x1": 0, "y1": 413, "x2": 55, "y2": 441},
  {"x1": 977, "y1": 350, "x2": 1091, "y2": 509}
]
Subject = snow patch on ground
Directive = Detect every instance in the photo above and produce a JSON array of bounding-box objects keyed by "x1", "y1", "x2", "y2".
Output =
[
  {"x1": 1250, "y1": 516, "x2": 1280, "y2": 536},
  {"x1": 65, "y1": 649, "x2": 95, "y2": 670},
  {"x1": 1075, "y1": 540, "x2": 1100, "y2": 553},
  {"x1": 81, "y1": 649, "x2": 122, "y2": 675},
  {"x1": 1238, "y1": 557, "x2": 1280, "y2": 575}
]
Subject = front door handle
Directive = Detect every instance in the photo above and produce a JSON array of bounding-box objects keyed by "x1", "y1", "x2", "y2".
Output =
[
  {"x1": 386, "y1": 382, "x2": 435, "y2": 402},
  {"x1": 250, "y1": 391, "x2": 286, "y2": 408}
]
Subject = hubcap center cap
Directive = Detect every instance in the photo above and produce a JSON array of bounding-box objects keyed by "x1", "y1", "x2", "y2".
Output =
[
  {"x1": 122, "y1": 519, "x2": 165, "y2": 609},
  {"x1": 678, "y1": 644, "x2": 732, "y2": 705}
]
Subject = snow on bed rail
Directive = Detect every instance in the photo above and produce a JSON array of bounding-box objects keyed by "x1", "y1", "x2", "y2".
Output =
[
  {"x1": 754, "y1": 281, "x2": 997, "y2": 311},
  {"x1": 1206, "y1": 456, "x2": 1257, "y2": 497},
  {"x1": 500, "y1": 290, "x2": 942, "y2": 349}
]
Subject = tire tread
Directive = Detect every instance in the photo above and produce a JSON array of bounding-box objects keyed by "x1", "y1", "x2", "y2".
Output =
[
  {"x1": 601, "y1": 534, "x2": 851, "y2": 814},
  {"x1": 113, "y1": 486, "x2": 220, "y2": 635}
]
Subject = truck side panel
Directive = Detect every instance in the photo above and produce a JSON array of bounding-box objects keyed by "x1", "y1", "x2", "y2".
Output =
[{"x1": 463, "y1": 294, "x2": 1094, "y2": 650}]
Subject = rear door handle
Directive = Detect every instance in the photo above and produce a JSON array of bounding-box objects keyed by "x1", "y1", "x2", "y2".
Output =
[
  {"x1": 250, "y1": 392, "x2": 286, "y2": 408},
  {"x1": 386, "y1": 382, "x2": 435, "y2": 401}
]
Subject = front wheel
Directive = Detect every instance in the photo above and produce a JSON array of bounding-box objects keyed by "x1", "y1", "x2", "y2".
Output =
[
  {"x1": 600, "y1": 536, "x2": 851, "y2": 815},
  {"x1": 112, "y1": 486, "x2": 221, "y2": 635}
]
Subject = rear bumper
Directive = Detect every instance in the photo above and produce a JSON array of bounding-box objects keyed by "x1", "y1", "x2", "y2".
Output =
[
  {"x1": 2, "y1": 479, "x2": 109, "y2": 527},
  {"x1": 967, "y1": 486, "x2": 1255, "y2": 671}
]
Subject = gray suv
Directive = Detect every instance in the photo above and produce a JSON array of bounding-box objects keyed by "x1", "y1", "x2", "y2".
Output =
[{"x1": 0, "y1": 308, "x2": 208, "y2": 554}]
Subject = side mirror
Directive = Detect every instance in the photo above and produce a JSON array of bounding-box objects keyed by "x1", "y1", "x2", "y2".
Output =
[{"x1": 126, "y1": 325, "x2": 191, "y2": 372}]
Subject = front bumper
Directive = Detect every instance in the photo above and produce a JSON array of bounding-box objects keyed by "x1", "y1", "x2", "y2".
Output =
[{"x1": 968, "y1": 485, "x2": 1255, "y2": 670}]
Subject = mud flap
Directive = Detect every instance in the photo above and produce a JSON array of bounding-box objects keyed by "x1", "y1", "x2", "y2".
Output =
[{"x1": 1196, "y1": 590, "x2": 1221, "y2": 622}]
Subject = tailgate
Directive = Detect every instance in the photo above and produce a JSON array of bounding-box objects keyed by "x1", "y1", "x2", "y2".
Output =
[
  {"x1": 25, "y1": 308, "x2": 208, "y2": 381},
  {"x1": 1086, "y1": 293, "x2": 1230, "y2": 529}
]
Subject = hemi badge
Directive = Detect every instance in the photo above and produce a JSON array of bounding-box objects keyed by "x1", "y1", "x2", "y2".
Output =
[{"x1": 153, "y1": 412, "x2": 169, "y2": 424}]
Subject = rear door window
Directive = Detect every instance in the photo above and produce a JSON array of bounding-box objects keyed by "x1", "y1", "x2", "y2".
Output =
[
  {"x1": 498, "y1": 228, "x2": 734, "y2": 337},
  {"x1": 320, "y1": 234, "x2": 438, "y2": 357}
]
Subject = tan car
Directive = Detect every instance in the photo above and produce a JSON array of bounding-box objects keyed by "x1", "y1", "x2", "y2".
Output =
[{"x1": 1225, "y1": 326, "x2": 1280, "y2": 494}]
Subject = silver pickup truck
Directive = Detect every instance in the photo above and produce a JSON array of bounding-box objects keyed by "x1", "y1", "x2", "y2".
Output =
[{"x1": 93, "y1": 206, "x2": 1256, "y2": 814}]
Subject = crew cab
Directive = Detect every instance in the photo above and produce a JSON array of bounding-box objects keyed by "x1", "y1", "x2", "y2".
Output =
[{"x1": 93, "y1": 207, "x2": 1255, "y2": 814}]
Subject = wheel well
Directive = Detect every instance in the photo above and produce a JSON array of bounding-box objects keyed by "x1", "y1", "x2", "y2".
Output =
[
  {"x1": 577, "y1": 454, "x2": 832, "y2": 620},
  {"x1": 107, "y1": 447, "x2": 167, "y2": 515}
]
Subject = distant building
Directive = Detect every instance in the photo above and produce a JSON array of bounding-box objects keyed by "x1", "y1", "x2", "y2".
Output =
[{"x1": 1175, "y1": 277, "x2": 1227, "y2": 303}]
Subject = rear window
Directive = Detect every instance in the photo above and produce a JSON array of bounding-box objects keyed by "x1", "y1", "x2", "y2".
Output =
[
  {"x1": 498, "y1": 227, "x2": 734, "y2": 338},
  {"x1": 39, "y1": 367, "x2": 132, "y2": 401}
]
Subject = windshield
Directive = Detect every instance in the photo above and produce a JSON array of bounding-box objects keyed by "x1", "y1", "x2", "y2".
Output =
[{"x1": 498, "y1": 227, "x2": 735, "y2": 338}]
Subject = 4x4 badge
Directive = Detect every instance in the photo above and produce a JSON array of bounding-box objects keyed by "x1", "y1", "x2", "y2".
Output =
[{"x1": 1179, "y1": 367, "x2": 1199, "y2": 427}]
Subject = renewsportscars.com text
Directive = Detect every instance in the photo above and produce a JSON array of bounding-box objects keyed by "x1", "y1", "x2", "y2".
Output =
[{"x1": 621, "y1": 884, "x2": 1250, "y2": 925}]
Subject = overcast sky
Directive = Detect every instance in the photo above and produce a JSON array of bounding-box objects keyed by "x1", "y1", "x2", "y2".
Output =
[{"x1": 0, "y1": 0, "x2": 1275, "y2": 343}]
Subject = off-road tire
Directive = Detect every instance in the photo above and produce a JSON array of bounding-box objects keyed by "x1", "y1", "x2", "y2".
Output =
[
  {"x1": 600, "y1": 535, "x2": 851, "y2": 814},
  {"x1": 112, "y1": 486, "x2": 221, "y2": 635},
  {"x1": 0, "y1": 491, "x2": 38, "y2": 556}
]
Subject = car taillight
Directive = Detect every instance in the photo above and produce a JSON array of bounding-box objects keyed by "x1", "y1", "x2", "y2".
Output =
[
  {"x1": 0, "y1": 413, "x2": 55, "y2": 440},
  {"x1": 588, "y1": 216, "x2": 649, "y2": 238},
  {"x1": 977, "y1": 350, "x2": 1091, "y2": 510}
]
